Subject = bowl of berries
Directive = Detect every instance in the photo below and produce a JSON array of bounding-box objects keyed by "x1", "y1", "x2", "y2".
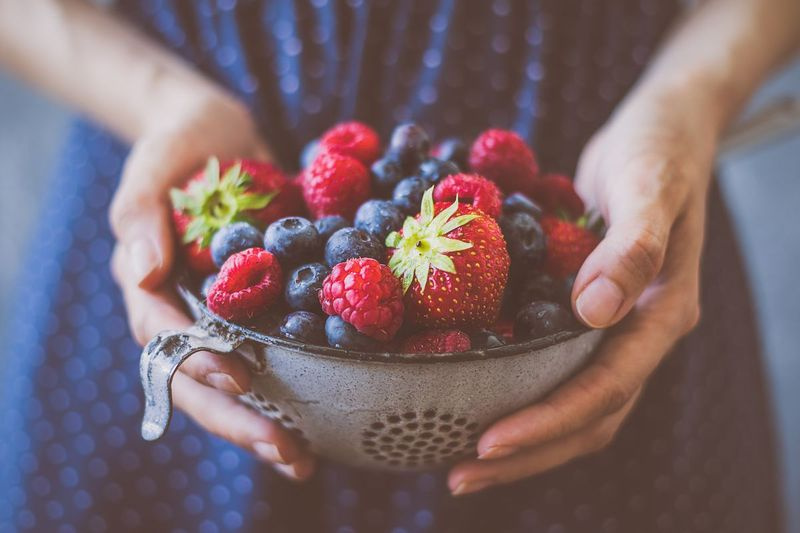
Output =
[{"x1": 139, "y1": 123, "x2": 605, "y2": 471}]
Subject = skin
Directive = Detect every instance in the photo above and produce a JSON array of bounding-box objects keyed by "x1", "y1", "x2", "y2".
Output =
[{"x1": 1, "y1": 0, "x2": 798, "y2": 491}]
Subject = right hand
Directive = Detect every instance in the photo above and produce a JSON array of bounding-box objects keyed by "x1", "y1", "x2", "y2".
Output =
[{"x1": 109, "y1": 93, "x2": 315, "y2": 481}]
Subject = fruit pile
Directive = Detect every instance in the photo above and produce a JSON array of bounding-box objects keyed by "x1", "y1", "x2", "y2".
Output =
[{"x1": 170, "y1": 122, "x2": 602, "y2": 354}]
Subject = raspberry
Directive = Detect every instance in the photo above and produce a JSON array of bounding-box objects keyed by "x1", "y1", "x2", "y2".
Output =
[
  {"x1": 319, "y1": 258, "x2": 404, "y2": 341},
  {"x1": 207, "y1": 248, "x2": 283, "y2": 321},
  {"x1": 433, "y1": 173, "x2": 503, "y2": 218},
  {"x1": 468, "y1": 129, "x2": 539, "y2": 193},
  {"x1": 319, "y1": 121, "x2": 381, "y2": 165},
  {"x1": 524, "y1": 173, "x2": 585, "y2": 217},
  {"x1": 303, "y1": 152, "x2": 372, "y2": 219},
  {"x1": 400, "y1": 329, "x2": 471, "y2": 354}
]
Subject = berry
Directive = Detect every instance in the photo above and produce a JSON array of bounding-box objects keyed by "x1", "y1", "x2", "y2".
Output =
[
  {"x1": 206, "y1": 248, "x2": 283, "y2": 321},
  {"x1": 392, "y1": 176, "x2": 431, "y2": 215},
  {"x1": 514, "y1": 301, "x2": 577, "y2": 341},
  {"x1": 200, "y1": 274, "x2": 217, "y2": 299},
  {"x1": 470, "y1": 329, "x2": 507, "y2": 349},
  {"x1": 319, "y1": 258, "x2": 404, "y2": 341},
  {"x1": 370, "y1": 157, "x2": 405, "y2": 197},
  {"x1": 502, "y1": 192, "x2": 543, "y2": 219},
  {"x1": 433, "y1": 173, "x2": 503, "y2": 218},
  {"x1": 263, "y1": 216, "x2": 321, "y2": 267},
  {"x1": 400, "y1": 329, "x2": 471, "y2": 354},
  {"x1": 303, "y1": 152, "x2": 371, "y2": 219},
  {"x1": 418, "y1": 158, "x2": 460, "y2": 183},
  {"x1": 524, "y1": 173, "x2": 584, "y2": 217},
  {"x1": 541, "y1": 216, "x2": 600, "y2": 278},
  {"x1": 324, "y1": 227, "x2": 386, "y2": 267},
  {"x1": 325, "y1": 315, "x2": 381, "y2": 351},
  {"x1": 468, "y1": 129, "x2": 539, "y2": 192},
  {"x1": 562, "y1": 274, "x2": 577, "y2": 305},
  {"x1": 386, "y1": 189, "x2": 510, "y2": 329},
  {"x1": 284, "y1": 262, "x2": 330, "y2": 312},
  {"x1": 388, "y1": 123, "x2": 430, "y2": 172},
  {"x1": 516, "y1": 272, "x2": 562, "y2": 307},
  {"x1": 300, "y1": 139, "x2": 320, "y2": 169},
  {"x1": 499, "y1": 211, "x2": 547, "y2": 268},
  {"x1": 280, "y1": 311, "x2": 326, "y2": 344},
  {"x1": 432, "y1": 137, "x2": 468, "y2": 170},
  {"x1": 314, "y1": 215, "x2": 350, "y2": 243},
  {"x1": 319, "y1": 121, "x2": 381, "y2": 165},
  {"x1": 210, "y1": 222, "x2": 263, "y2": 267},
  {"x1": 354, "y1": 200, "x2": 405, "y2": 242}
]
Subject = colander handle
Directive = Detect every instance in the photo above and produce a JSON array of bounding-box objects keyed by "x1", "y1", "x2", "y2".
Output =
[{"x1": 139, "y1": 324, "x2": 245, "y2": 441}]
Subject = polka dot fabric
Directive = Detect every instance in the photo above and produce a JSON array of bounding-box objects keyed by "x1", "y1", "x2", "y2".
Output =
[{"x1": 0, "y1": 1, "x2": 780, "y2": 532}]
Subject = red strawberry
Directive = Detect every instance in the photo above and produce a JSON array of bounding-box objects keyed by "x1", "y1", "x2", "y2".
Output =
[
  {"x1": 386, "y1": 189, "x2": 510, "y2": 329},
  {"x1": 524, "y1": 173, "x2": 584, "y2": 217},
  {"x1": 540, "y1": 216, "x2": 600, "y2": 278},
  {"x1": 433, "y1": 173, "x2": 503, "y2": 218},
  {"x1": 170, "y1": 157, "x2": 299, "y2": 274},
  {"x1": 206, "y1": 248, "x2": 283, "y2": 321},
  {"x1": 491, "y1": 318, "x2": 515, "y2": 340},
  {"x1": 468, "y1": 129, "x2": 539, "y2": 193},
  {"x1": 303, "y1": 152, "x2": 372, "y2": 219},
  {"x1": 319, "y1": 258, "x2": 404, "y2": 341},
  {"x1": 401, "y1": 329, "x2": 471, "y2": 354},
  {"x1": 319, "y1": 121, "x2": 381, "y2": 165}
]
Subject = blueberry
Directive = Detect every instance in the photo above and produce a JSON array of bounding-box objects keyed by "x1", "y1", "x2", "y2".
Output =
[
  {"x1": 514, "y1": 301, "x2": 578, "y2": 341},
  {"x1": 434, "y1": 137, "x2": 469, "y2": 170},
  {"x1": 499, "y1": 212, "x2": 547, "y2": 268},
  {"x1": 264, "y1": 217, "x2": 321, "y2": 267},
  {"x1": 470, "y1": 329, "x2": 507, "y2": 349},
  {"x1": 280, "y1": 311, "x2": 326, "y2": 345},
  {"x1": 209, "y1": 222, "x2": 263, "y2": 267},
  {"x1": 284, "y1": 262, "x2": 330, "y2": 312},
  {"x1": 418, "y1": 158, "x2": 460, "y2": 183},
  {"x1": 502, "y1": 192, "x2": 543, "y2": 219},
  {"x1": 324, "y1": 227, "x2": 386, "y2": 267},
  {"x1": 370, "y1": 157, "x2": 405, "y2": 198},
  {"x1": 388, "y1": 123, "x2": 430, "y2": 173},
  {"x1": 354, "y1": 200, "x2": 405, "y2": 242},
  {"x1": 392, "y1": 176, "x2": 432, "y2": 214},
  {"x1": 314, "y1": 216, "x2": 350, "y2": 243},
  {"x1": 200, "y1": 274, "x2": 217, "y2": 299},
  {"x1": 325, "y1": 315, "x2": 380, "y2": 351},
  {"x1": 562, "y1": 274, "x2": 577, "y2": 305},
  {"x1": 517, "y1": 272, "x2": 562, "y2": 307},
  {"x1": 300, "y1": 138, "x2": 320, "y2": 169}
]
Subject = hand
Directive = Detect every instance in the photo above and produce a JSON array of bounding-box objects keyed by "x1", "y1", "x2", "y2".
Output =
[
  {"x1": 448, "y1": 90, "x2": 718, "y2": 495},
  {"x1": 109, "y1": 94, "x2": 315, "y2": 481}
]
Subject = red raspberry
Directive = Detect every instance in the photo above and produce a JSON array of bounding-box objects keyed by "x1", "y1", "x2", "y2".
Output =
[
  {"x1": 524, "y1": 173, "x2": 584, "y2": 217},
  {"x1": 207, "y1": 248, "x2": 283, "y2": 321},
  {"x1": 319, "y1": 121, "x2": 381, "y2": 165},
  {"x1": 468, "y1": 129, "x2": 539, "y2": 193},
  {"x1": 541, "y1": 216, "x2": 600, "y2": 278},
  {"x1": 433, "y1": 173, "x2": 503, "y2": 218},
  {"x1": 319, "y1": 258, "x2": 404, "y2": 341},
  {"x1": 400, "y1": 329, "x2": 472, "y2": 354},
  {"x1": 303, "y1": 152, "x2": 372, "y2": 219}
]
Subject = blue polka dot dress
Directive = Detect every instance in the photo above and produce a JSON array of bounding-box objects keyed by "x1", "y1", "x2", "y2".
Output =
[{"x1": 0, "y1": 1, "x2": 781, "y2": 532}]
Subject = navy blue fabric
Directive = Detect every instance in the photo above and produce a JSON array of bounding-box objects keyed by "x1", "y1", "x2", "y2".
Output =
[{"x1": 0, "y1": 1, "x2": 780, "y2": 532}]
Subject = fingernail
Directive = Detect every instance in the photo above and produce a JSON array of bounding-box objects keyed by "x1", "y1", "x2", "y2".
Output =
[
  {"x1": 127, "y1": 237, "x2": 160, "y2": 285},
  {"x1": 253, "y1": 441, "x2": 286, "y2": 464},
  {"x1": 273, "y1": 462, "x2": 301, "y2": 480},
  {"x1": 452, "y1": 479, "x2": 495, "y2": 496},
  {"x1": 205, "y1": 372, "x2": 245, "y2": 395},
  {"x1": 478, "y1": 445, "x2": 517, "y2": 460},
  {"x1": 575, "y1": 276, "x2": 625, "y2": 328}
]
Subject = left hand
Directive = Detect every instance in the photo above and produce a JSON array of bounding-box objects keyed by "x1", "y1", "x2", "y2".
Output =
[{"x1": 448, "y1": 90, "x2": 719, "y2": 496}]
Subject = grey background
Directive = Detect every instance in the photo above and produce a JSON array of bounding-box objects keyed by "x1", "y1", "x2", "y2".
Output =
[{"x1": 1, "y1": 58, "x2": 799, "y2": 529}]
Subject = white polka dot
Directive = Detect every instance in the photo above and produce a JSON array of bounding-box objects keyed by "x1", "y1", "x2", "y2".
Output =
[
  {"x1": 423, "y1": 49, "x2": 441, "y2": 69},
  {"x1": 281, "y1": 74, "x2": 299, "y2": 94},
  {"x1": 419, "y1": 86, "x2": 438, "y2": 105}
]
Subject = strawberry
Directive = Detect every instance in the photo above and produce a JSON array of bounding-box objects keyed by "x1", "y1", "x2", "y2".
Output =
[
  {"x1": 523, "y1": 173, "x2": 584, "y2": 218},
  {"x1": 433, "y1": 173, "x2": 503, "y2": 218},
  {"x1": 386, "y1": 188, "x2": 510, "y2": 329},
  {"x1": 206, "y1": 248, "x2": 283, "y2": 321},
  {"x1": 170, "y1": 157, "x2": 299, "y2": 274},
  {"x1": 319, "y1": 121, "x2": 381, "y2": 165},
  {"x1": 303, "y1": 152, "x2": 372, "y2": 219},
  {"x1": 468, "y1": 129, "x2": 539, "y2": 193},
  {"x1": 400, "y1": 329, "x2": 471, "y2": 354},
  {"x1": 540, "y1": 216, "x2": 600, "y2": 278}
]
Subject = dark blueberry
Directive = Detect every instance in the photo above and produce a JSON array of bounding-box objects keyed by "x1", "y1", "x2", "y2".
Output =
[
  {"x1": 502, "y1": 192, "x2": 543, "y2": 219},
  {"x1": 392, "y1": 176, "x2": 432, "y2": 214},
  {"x1": 470, "y1": 329, "x2": 507, "y2": 349},
  {"x1": 354, "y1": 200, "x2": 405, "y2": 242},
  {"x1": 514, "y1": 301, "x2": 578, "y2": 341},
  {"x1": 499, "y1": 212, "x2": 547, "y2": 268},
  {"x1": 434, "y1": 137, "x2": 469, "y2": 170},
  {"x1": 200, "y1": 274, "x2": 217, "y2": 299},
  {"x1": 300, "y1": 138, "x2": 320, "y2": 169},
  {"x1": 370, "y1": 157, "x2": 405, "y2": 198},
  {"x1": 418, "y1": 158, "x2": 460, "y2": 183},
  {"x1": 561, "y1": 274, "x2": 577, "y2": 305},
  {"x1": 388, "y1": 123, "x2": 430, "y2": 173},
  {"x1": 263, "y1": 217, "x2": 321, "y2": 267},
  {"x1": 209, "y1": 222, "x2": 263, "y2": 267},
  {"x1": 284, "y1": 262, "x2": 330, "y2": 312},
  {"x1": 325, "y1": 315, "x2": 380, "y2": 351},
  {"x1": 324, "y1": 227, "x2": 386, "y2": 267},
  {"x1": 517, "y1": 272, "x2": 562, "y2": 307},
  {"x1": 280, "y1": 311, "x2": 326, "y2": 345},
  {"x1": 314, "y1": 215, "x2": 350, "y2": 242}
]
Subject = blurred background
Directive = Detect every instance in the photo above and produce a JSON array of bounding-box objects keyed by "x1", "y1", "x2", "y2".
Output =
[{"x1": 1, "y1": 59, "x2": 799, "y2": 530}]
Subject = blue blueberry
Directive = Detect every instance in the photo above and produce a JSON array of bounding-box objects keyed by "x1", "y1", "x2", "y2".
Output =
[
  {"x1": 314, "y1": 215, "x2": 350, "y2": 243},
  {"x1": 434, "y1": 137, "x2": 469, "y2": 170},
  {"x1": 264, "y1": 217, "x2": 321, "y2": 267},
  {"x1": 200, "y1": 274, "x2": 217, "y2": 299},
  {"x1": 388, "y1": 123, "x2": 430, "y2": 173},
  {"x1": 325, "y1": 315, "x2": 380, "y2": 351},
  {"x1": 392, "y1": 176, "x2": 432, "y2": 214},
  {"x1": 324, "y1": 227, "x2": 386, "y2": 267},
  {"x1": 517, "y1": 272, "x2": 562, "y2": 307},
  {"x1": 354, "y1": 200, "x2": 405, "y2": 242},
  {"x1": 370, "y1": 157, "x2": 405, "y2": 198},
  {"x1": 470, "y1": 329, "x2": 506, "y2": 349},
  {"x1": 418, "y1": 158, "x2": 460, "y2": 183},
  {"x1": 284, "y1": 262, "x2": 330, "y2": 312},
  {"x1": 300, "y1": 138, "x2": 320, "y2": 169},
  {"x1": 499, "y1": 212, "x2": 547, "y2": 268},
  {"x1": 514, "y1": 301, "x2": 578, "y2": 341},
  {"x1": 209, "y1": 222, "x2": 263, "y2": 267},
  {"x1": 280, "y1": 311, "x2": 326, "y2": 345},
  {"x1": 502, "y1": 192, "x2": 543, "y2": 219}
]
